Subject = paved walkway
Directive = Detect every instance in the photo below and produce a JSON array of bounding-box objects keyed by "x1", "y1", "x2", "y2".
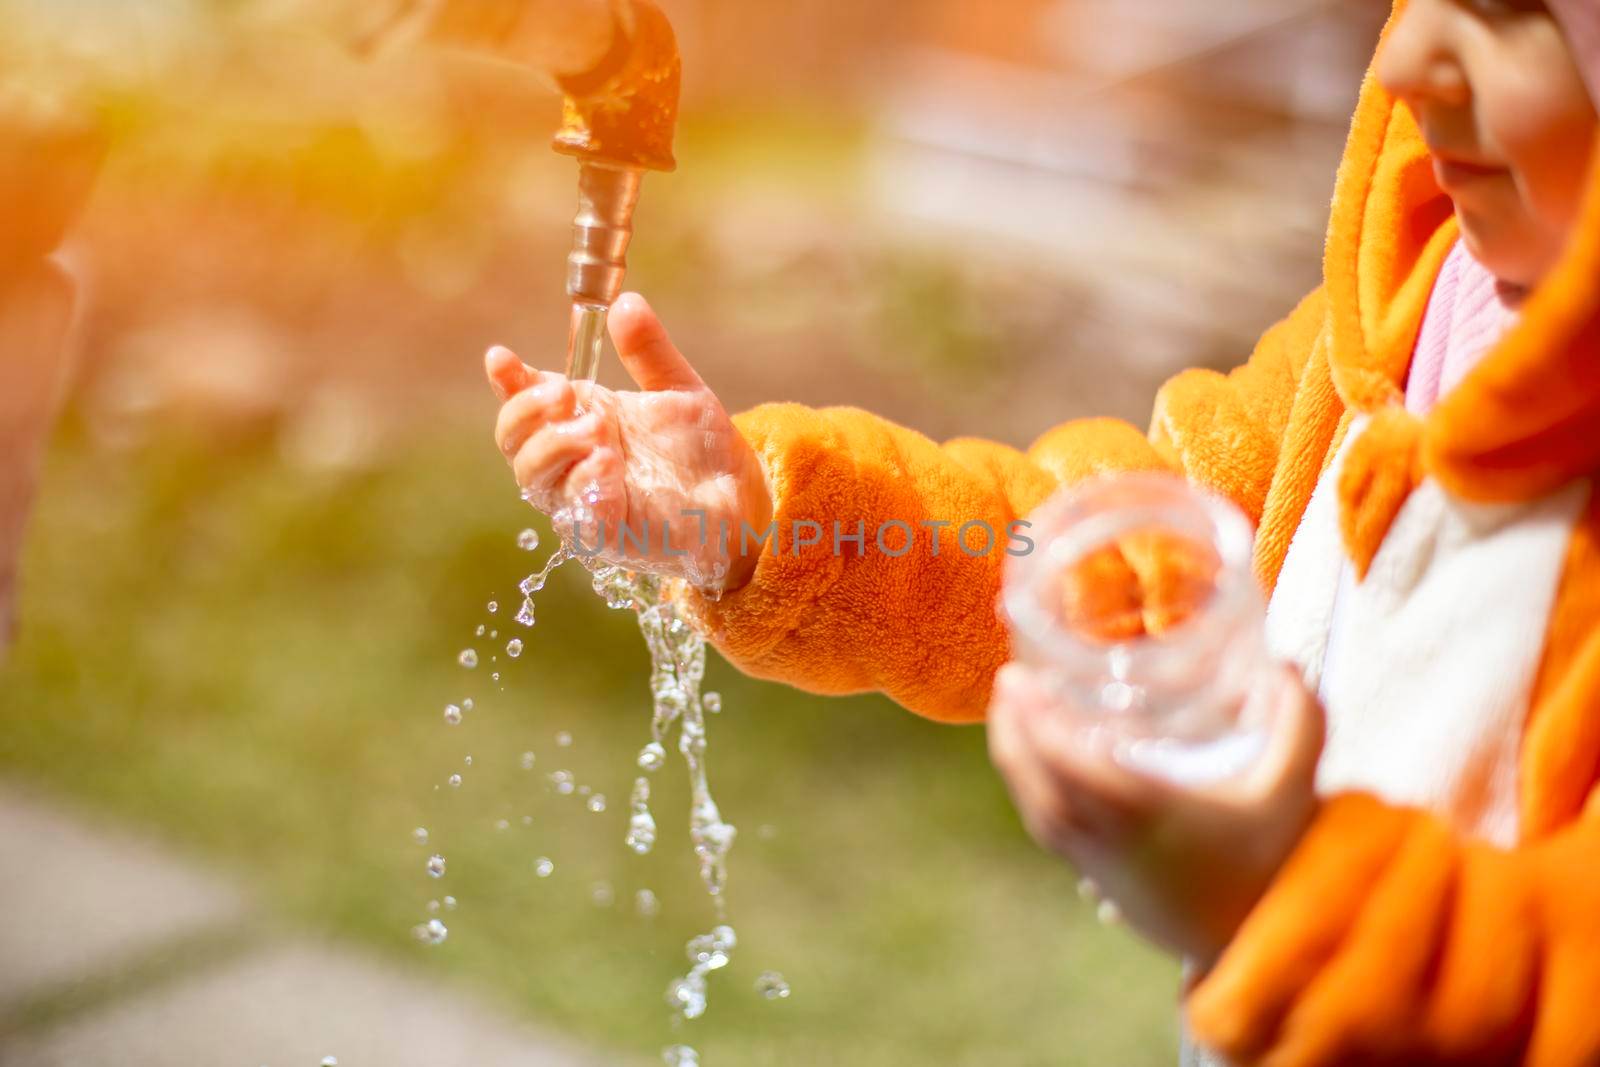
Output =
[{"x1": 0, "y1": 783, "x2": 609, "y2": 1067}]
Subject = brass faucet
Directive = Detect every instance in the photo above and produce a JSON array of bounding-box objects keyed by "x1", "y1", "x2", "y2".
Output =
[{"x1": 361, "y1": 0, "x2": 681, "y2": 369}]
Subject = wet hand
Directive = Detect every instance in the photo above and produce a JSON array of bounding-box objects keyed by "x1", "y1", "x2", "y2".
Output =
[
  {"x1": 987, "y1": 662, "x2": 1325, "y2": 967},
  {"x1": 486, "y1": 293, "x2": 772, "y2": 592}
]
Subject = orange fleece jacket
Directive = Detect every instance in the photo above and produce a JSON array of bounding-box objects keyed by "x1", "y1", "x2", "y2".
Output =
[{"x1": 678, "y1": 4, "x2": 1600, "y2": 1063}]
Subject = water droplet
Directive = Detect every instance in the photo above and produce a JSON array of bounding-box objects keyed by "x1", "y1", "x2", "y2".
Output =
[
  {"x1": 447, "y1": 774, "x2": 462, "y2": 789},
  {"x1": 586, "y1": 794, "x2": 607, "y2": 814},
  {"x1": 686, "y1": 934, "x2": 729, "y2": 971},
  {"x1": 520, "y1": 751, "x2": 536, "y2": 770},
  {"x1": 702, "y1": 691, "x2": 722, "y2": 715},
  {"x1": 412, "y1": 827, "x2": 429, "y2": 845},
  {"x1": 577, "y1": 784, "x2": 591, "y2": 796},
  {"x1": 547, "y1": 770, "x2": 574, "y2": 795},
  {"x1": 464, "y1": 755, "x2": 473, "y2": 767},
  {"x1": 443, "y1": 896, "x2": 457, "y2": 911},
  {"x1": 555, "y1": 731, "x2": 573, "y2": 748},
  {"x1": 590, "y1": 880, "x2": 614, "y2": 907},
  {"x1": 661, "y1": 1045, "x2": 699, "y2": 1067},
  {"x1": 635, "y1": 888, "x2": 660, "y2": 918},
  {"x1": 487, "y1": 600, "x2": 499, "y2": 614},
  {"x1": 515, "y1": 598, "x2": 536, "y2": 627},
  {"x1": 686, "y1": 924, "x2": 737, "y2": 970},
  {"x1": 516, "y1": 528, "x2": 541, "y2": 552},
  {"x1": 475, "y1": 624, "x2": 486, "y2": 636},
  {"x1": 491, "y1": 672, "x2": 500, "y2": 683},
  {"x1": 413, "y1": 920, "x2": 447, "y2": 946},
  {"x1": 458, "y1": 649, "x2": 478, "y2": 669},
  {"x1": 462, "y1": 698, "x2": 474, "y2": 711},
  {"x1": 321, "y1": 1057, "x2": 341, "y2": 1067},
  {"x1": 755, "y1": 971, "x2": 791, "y2": 1001},
  {"x1": 426, "y1": 855, "x2": 446, "y2": 878},
  {"x1": 534, "y1": 856, "x2": 555, "y2": 878},
  {"x1": 506, "y1": 638, "x2": 523, "y2": 658},
  {"x1": 637, "y1": 741, "x2": 667, "y2": 772},
  {"x1": 443, "y1": 704, "x2": 462, "y2": 725},
  {"x1": 627, "y1": 817, "x2": 656, "y2": 854},
  {"x1": 490, "y1": 630, "x2": 498, "y2": 639},
  {"x1": 665, "y1": 971, "x2": 707, "y2": 1020},
  {"x1": 521, "y1": 815, "x2": 533, "y2": 826},
  {"x1": 626, "y1": 777, "x2": 657, "y2": 854},
  {"x1": 427, "y1": 899, "x2": 440, "y2": 913},
  {"x1": 494, "y1": 818, "x2": 509, "y2": 831}
]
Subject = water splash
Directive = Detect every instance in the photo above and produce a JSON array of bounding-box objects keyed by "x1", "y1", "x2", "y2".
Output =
[{"x1": 486, "y1": 520, "x2": 748, "y2": 1042}]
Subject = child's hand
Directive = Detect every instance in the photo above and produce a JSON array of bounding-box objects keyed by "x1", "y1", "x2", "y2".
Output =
[
  {"x1": 987, "y1": 662, "x2": 1325, "y2": 968},
  {"x1": 486, "y1": 293, "x2": 772, "y2": 591}
]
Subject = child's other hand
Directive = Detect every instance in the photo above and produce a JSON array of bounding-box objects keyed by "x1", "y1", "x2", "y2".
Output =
[
  {"x1": 987, "y1": 662, "x2": 1325, "y2": 968},
  {"x1": 486, "y1": 293, "x2": 772, "y2": 592}
]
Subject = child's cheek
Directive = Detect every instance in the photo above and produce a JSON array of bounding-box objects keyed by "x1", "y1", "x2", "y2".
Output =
[{"x1": 1486, "y1": 79, "x2": 1596, "y2": 233}]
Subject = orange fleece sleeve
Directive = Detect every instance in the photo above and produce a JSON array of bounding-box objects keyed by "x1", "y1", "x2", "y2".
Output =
[
  {"x1": 1189, "y1": 794, "x2": 1600, "y2": 1067},
  {"x1": 1189, "y1": 491, "x2": 1600, "y2": 1067},
  {"x1": 677, "y1": 288, "x2": 1328, "y2": 723}
]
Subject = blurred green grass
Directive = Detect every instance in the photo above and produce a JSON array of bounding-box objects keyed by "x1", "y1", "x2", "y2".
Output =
[{"x1": 0, "y1": 416, "x2": 1179, "y2": 1065}]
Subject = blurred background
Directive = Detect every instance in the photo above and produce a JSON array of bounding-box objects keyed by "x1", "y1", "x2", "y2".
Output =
[{"x1": 0, "y1": 1, "x2": 1386, "y2": 1064}]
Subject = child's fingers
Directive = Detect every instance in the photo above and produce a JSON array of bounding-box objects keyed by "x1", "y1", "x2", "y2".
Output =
[
  {"x1": 563, "y1": 448, "x2": 628, "y2": 526},
  {"x1": 610, "y1": 293, "x2": 706, "y2": 392},
  {"x1": 1014, "y1": 678, "x2": 1158, "y2": 837},
  {"x1": 1244, "y1": 663, "x2": 1327, "y2": 799},
  {"x1": 512, "y1": 413, "x2": 603, "y2": 496},
  {"x1": 495, "y1": 379, "x2": 579, "y2": 459},
  {"x1": 989, "y1": 667, "x2": 1095, "y2": 847},
  {"x1": 486, "y1": 345, "x2": 536, "y2": 402}
]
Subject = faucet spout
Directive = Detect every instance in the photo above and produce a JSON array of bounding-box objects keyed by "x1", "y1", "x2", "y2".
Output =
[{"x1": 358, "y1": 0, "x2": 682, "y2": 371}]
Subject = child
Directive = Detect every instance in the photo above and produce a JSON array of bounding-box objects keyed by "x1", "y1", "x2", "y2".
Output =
[{"x1": 488, "y1": 0, "x2": 1600, "y2": 1062}]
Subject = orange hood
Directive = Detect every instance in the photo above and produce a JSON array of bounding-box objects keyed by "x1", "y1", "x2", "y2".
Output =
[{"x1": 1325, "y1": 2, "x2": 1600, "y2": 509}]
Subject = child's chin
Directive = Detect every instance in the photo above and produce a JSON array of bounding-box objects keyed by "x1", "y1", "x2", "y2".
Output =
[{"x1": 1454, "y1": 204, "x2": 1552, "y2": 291}]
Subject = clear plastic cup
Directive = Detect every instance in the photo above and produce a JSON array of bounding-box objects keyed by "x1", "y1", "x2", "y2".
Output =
[{"x1": 1003, "y1": 473, "x2": 1273, "y2": 783}]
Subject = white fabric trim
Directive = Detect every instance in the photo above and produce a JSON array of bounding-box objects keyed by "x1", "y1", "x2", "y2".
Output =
[{"x1": 1265, "y1": 421, "x2": 1589, "y2": 847}]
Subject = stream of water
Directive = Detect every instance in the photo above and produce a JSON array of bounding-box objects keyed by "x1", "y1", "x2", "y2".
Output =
[{"x1": 415, "y1": 519, "x2": 782, "y2": 1065}]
